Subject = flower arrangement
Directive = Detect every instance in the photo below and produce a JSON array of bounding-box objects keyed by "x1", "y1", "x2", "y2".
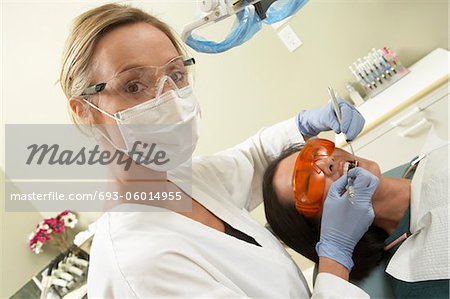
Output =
[{"x1": 29, "y1": 210, "x2": 78, "y2": 254}]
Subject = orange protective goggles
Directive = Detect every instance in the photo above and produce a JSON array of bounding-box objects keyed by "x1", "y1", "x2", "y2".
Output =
[{"x1": 292, "y1": 138, "x2": 335, "y2": 217}]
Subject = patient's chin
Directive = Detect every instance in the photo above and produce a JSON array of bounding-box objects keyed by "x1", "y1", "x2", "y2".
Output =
[{"x1": 359, "y1": 160, "x2": 382, "y2": 178}]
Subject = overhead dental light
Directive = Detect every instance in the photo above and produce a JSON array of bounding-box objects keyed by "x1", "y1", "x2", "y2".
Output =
[{"x1": 181, "y1": 0, "x2": 308, "y2": 54}]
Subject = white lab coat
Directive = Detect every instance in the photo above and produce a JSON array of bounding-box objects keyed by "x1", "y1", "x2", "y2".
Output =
[{"x1": 88, "y1": 118, "x2": 369, "y2": 298}]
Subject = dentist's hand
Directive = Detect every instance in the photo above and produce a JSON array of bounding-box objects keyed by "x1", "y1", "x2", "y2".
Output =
[
  {"x1": 316, "y1": 167, "x2": 378, "y2": 271},
  {"x1": 296, "y1": 98, "x2": 365, "y2": 140}
]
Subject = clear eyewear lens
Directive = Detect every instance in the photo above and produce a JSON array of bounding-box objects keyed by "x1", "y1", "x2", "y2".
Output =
[
  {"x1": 293, "y1": 138, "x2": 335, "y2": 217},
  {"x1": 103, "y1": 57, "x2": 192, "y2": 105}
]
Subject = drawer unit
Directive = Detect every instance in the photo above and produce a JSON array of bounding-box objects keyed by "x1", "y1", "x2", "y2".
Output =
[{"x1": 345, "y1": 84, "x2": 448, "y2": 172}]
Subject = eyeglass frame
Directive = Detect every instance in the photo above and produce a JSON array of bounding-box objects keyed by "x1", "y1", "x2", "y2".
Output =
[{"x1": 80, "y1": 56, "x2": 196, "y2": 97}]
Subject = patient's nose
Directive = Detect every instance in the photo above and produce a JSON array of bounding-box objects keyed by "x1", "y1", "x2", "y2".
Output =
[{"x1": 315, "y1": 157, "x2": 333, "y2": 176}]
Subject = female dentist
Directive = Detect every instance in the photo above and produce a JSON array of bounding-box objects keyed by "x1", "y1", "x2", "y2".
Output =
[{"x1": 60, "y1": 3, "x2": 374, "y2": 298}]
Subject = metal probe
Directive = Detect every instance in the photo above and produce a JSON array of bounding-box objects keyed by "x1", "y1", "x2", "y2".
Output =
[{"x1": 327, "y1": 86, "x2": 356, "y2": 201}]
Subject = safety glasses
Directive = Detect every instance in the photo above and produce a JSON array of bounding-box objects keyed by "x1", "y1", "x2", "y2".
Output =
[
  {"x1": 292, "y1": 138, "x2": 335, "y2": 217},
  {"x1": 81, "y1": 56, "x2": 195, "y2": 106}
]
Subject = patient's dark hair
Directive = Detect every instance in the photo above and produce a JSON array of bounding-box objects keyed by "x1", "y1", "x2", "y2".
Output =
[{"x1": 263, "y1": 144, "x2": 388, "y2": 281}]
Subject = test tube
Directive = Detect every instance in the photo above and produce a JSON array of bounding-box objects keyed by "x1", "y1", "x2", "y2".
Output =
[
  {"x1": 367, "y1": 55, "x2": 386, "y2": 79},
  {"x1": 363, "y1": 60, "x2": 383, "y2": 85},
  {"x1": 357, "y1": 60, "x2": 377, "y2": 89},
  {"x1": 373, "y1": 50, "x2": 393, "y2": 77},
  {"x1": 349, "y1": 66, "x2": 372, "y2": 90},
  {"x1": 369, "y1": 53, "x2": 388, "y2": 79},
  {"x1": 377, "y1": 49, "x2": 397, "y2": 74}
]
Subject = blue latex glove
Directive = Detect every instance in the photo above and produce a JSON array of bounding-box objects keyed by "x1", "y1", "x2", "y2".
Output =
[
  {"x1": 316, "y1": 167, "x2": 378, "y2": 271},
  {"x1": 296, "y1": 98, "x2": 365, "y2": 140}
]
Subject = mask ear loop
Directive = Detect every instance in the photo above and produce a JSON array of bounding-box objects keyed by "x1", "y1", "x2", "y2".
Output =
[
  {"x1": 83, "y1": 98, "x2": 121, "y2": 122},
  {"x1": 82, "y1": 98, "x2": 128, "y2": 153}
]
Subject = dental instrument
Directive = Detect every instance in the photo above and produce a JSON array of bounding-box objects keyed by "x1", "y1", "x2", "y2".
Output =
[{"x1": 328, "y1": 86, "x2": 356, "y2": 200}]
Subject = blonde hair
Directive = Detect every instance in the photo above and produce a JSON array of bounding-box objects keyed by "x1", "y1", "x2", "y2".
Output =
[{"x1": 59, "y1": 3, "x2": 186, "y2": 124}]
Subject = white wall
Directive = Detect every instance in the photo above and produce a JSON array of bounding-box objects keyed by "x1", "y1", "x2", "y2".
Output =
[
  {"x1": 2, "y1": 1, "x2": 448, "y2": 155},
  {"x1": 1, "y1": 0, "x2": 449, "y2": 297}
]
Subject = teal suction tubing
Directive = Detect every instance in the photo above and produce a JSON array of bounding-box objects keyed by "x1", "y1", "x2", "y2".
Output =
[{"x1": 185, "y1": 0, "x2": 308, "y2": 53}]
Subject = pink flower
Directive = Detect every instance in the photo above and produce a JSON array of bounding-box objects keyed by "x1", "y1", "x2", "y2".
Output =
[
  {"x1": 30, "y1": 241, "x2": 43, "y2": 254},
  {"x1": 29, "y1": 234, "x2": 37, "y2": 247},
  {"x1": 28, "y1": 211, "x2": 77, "y2": 254},
  {"x1": 36, "y1": 221, "x2": 51, "y2": 233},
  {"x1": 35, "y1": 229, "x2": 50, "y2": 243},
  {"x1": 52, "y1": 219, "x2": 65, "y2": 233},
  {"x1": 43, "y1": 218, "x2": 65, "y2": 233},
  {"x1": 60, "y1": 213, "x2": 78, "y2": 229},
  {"x1": 57, "y1": 210, "x2": 72, "y2": 219},
  {"x1": 44, "y1": 218, "x2": 57, "y2": 227}
]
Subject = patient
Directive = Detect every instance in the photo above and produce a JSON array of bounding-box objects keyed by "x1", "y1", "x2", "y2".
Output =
[{"x1": 263, "y1": 137, "x2": 449, "y2": 298}]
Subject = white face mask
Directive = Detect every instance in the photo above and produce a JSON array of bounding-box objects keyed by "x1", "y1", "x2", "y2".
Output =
[{"x1": 85, "y1": 86, "x2": 200, "y2": 171}]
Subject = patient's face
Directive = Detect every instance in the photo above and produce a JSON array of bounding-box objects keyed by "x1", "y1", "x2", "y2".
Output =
[{"x1": 273, "y1": 147, "x2": 381, "y2": 209}]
